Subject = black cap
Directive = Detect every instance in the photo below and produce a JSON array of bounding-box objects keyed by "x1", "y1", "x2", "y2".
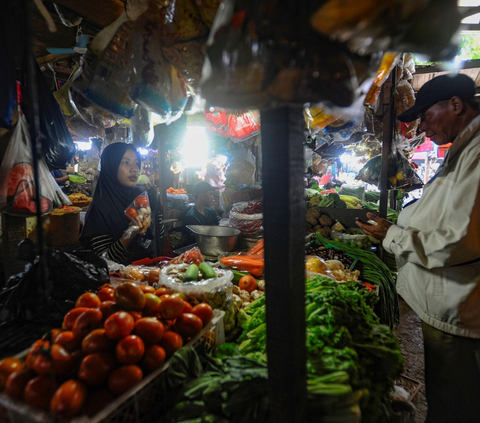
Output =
[
  {"x1": 192, "y1": 181, "x2": 216, "y2": 195},
  {"x1": 398, "y1": 74, "x2": 476, "y2": 122}
]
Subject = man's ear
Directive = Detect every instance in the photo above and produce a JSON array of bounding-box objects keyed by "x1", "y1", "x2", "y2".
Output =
[{"x1": 451, "y1": 96, "x2": 465, "y2": 115}]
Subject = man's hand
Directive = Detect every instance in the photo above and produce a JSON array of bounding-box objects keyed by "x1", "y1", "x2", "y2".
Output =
[{"x1": 356, "y1": 212, "x2": 393, "y2": 241}]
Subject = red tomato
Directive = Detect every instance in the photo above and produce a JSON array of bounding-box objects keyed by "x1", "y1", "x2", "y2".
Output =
[
  {"x1": 75, "y1": 292, "x2": 101, "y2": 309},
  {"x1": 63, "y1": 307, "x2": 90, "y2": 330},
  {"x1": 125, "y1": 207, "x2": 138, "y2": 220},
  {"x1": 174, "y1": 313, "x2": 203, "y2": 340},
  {"x1": 54, "y1": 331, "x2": 81, "y2": 353},
  {"x1": 140, "y1": 345, "x2": 166, "y2": 372},
  {"x1": 5, "y1": 368, "x2": 35, "y2": 400},
  {"x1": 24, "y1": 375, "x2": 58, "y2": 410},
  {"x1": 159, "y1": 332, "x2": 183, "y2": 357},
  {"x1": 33, "y1": 344, "x2": 73, "y2": 376},
  {"x1": 99, "y1": 301, "x2": 121, "y2": 321},
  {"x1": 191, "y1": 303, "x2": 214, "y2": 326},
  {"x1": 82, "y1": 329, "x2": 114, "y2": 354},
  {"x1": 72, "y1": 309, "x2": 103, "y2": 341},
  {"x1": 146, "y1": 268, "x2": 160, "y2": 285},
  {"x1": 182, "y1": 301, "x2": 193, "y2": 314},
  {"x1": 142, "y1": 293, "x2": 161, "y2": 317},
  {"x1": 108, "y1": 365, "x2": 143, "y2": 395},
  {"x1": 129, "y1": 311, "x2": 143, "y2": 321},
  {"x1": 104, "y1": 311, "x2": 135, "y2": 340},
  {"x1": 159, "y1": 295, "x2": 184, "y2": 320},
  {"x1": 25, "y1": 340, "x2": 48, "y2": 369},
  {"x1": 114, "y1": 282, "x2": 146, "y2": 312},
  {"x1": 140, "y1": 285, "x2": 155, "y2": 294},
  {"x1": 133, "y1": 318, "x2": 164, "y2": 345},
  {"x1": 134, "y1": 195, "x2": 149, "y2": 209},
  {"x1": 116, "y1": 335, "x2": 145, "y2": 364},
  {"x1": 154, "y1": 287, "x2": 173, "y2": 298},
  {"x1": 0, "y1": 357, "x2": 23, "y2": 380},
  {"x1": 97, "y1": 287, "x2": 116, "y2": 302},
  {"x1": 49, "y1": 328, "x2": 63, "y2": 341},
  {"x1": 50, "y1": 380, "x2": 87, "y2": 419},
  {"x1": 78, "y1": 352, "x2": 117, "y2": 386}
]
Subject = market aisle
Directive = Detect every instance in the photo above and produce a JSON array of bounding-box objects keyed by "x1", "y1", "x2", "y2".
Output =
[{"x1": 395, "y1": 298, "x2": 427, "y2": 423}]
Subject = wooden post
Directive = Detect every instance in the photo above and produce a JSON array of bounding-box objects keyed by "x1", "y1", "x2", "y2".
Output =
[
  {"x1": 379, "y1": 68, "x2": 397, "y2": 219},
  {"x1": 261, "y1": 107, "x2": 307, "y2": 423}
]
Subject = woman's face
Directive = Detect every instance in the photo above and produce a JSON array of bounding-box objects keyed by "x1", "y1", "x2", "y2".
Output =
[{"x1": 117, "y1": 148, "x2": 140, "y2": 188}]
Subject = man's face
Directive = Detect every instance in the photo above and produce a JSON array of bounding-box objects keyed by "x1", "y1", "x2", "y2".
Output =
[
  {"x1": 198, "y1": 190, "x2": 214, "y2": 206},
  {"x1": 418, "y1": 101, "x2": 455, "y2": 146}
]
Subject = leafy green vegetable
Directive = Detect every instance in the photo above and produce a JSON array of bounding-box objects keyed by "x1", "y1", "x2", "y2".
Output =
[{"x1": 236, "y1": 276, "x2": 404, "y2": 423}]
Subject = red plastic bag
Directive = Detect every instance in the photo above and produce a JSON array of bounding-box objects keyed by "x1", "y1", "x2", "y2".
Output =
[{"x1": 204, "y1": 109, "x2": 260, "y2": 142}]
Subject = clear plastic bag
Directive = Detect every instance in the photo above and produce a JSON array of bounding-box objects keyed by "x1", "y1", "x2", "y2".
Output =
[
  {"x1": 159, "y1": 263, "x2": 233, "y2": 310},
  {"x1": 169, "y1": 246, "x2": 204, "y2": 266},
  {"x1": 131, "y1": 106, "x2": 154, "y2": 148},
  {"x1": 229, "y1": 201, "x2": 263, "y2": 220},
  {"x1": 124, "y1": 191, "x2": 152, "y2": 229},
  {"x1": 225, "y1": 146, "x2": 256, "y2": 187},
  {"x1": 128, "y1": 11, "x2": 188, "y2": 120},
  {"x1": 0, "y1": 114, "x2": 71, "y2": 215},
  {"x1": 229, "y1": 216, "x2": 263, "y2": 237}
]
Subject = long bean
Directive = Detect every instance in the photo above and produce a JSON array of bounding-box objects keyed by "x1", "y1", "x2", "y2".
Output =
[{"x1": 313, "y1": 234, "x2": 399, "y2": 327}]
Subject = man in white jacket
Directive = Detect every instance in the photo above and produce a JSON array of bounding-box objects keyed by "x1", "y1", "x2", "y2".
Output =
[{"x1": 357, "y1": 73, "x2": 480, "y2": 423}]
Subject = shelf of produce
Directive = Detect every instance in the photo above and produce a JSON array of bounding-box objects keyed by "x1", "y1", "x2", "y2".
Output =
[{"x1": 0, "y1": 311, "x2": 225, "y2": 423}]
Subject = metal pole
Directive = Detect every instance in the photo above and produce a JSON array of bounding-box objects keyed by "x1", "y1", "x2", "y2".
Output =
[
  {"x1": 262, "y1": 106, "x2": 307, "y2": 423},
  {"x1": 379, "y1": 67, "x2": 397, "y2": 219},
  {"x1": 23, "y1": 0, "x2": 49, "y2": 293}
]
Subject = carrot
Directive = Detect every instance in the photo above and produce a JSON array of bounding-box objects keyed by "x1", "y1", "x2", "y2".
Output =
[
  {"x1": 220, "y1": 255, "x2": 264, "y2": 277},
  {"x1": 248, "y1": 238, "x2": 264, "y2": 255}
]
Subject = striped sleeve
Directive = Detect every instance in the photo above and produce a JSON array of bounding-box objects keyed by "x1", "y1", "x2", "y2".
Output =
[
  {"x1": 157, "y1": 212, "x2": 165, "y2": 238},
  {"x1": 90, "y1": 234, "x2": 132, "y2": 264}
]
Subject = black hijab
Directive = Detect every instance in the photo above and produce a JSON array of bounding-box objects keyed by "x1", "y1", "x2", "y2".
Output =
[{"x1": 81, "y1": 143, "x2": 152, "y2": 242}]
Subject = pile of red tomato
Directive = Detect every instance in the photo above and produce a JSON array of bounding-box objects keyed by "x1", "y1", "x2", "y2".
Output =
[{"x1": 0, "y1": 282, "x2": 214, "y2": 420}]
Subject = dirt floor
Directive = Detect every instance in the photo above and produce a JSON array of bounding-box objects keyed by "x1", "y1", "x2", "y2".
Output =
[{"x1": 394, "y1": 298, "x2": 428, "y2": 423}]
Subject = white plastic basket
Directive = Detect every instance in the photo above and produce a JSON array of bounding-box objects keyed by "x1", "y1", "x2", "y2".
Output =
[{"x1": 0, "y1": 310, "x2": 225, "y2": 423}]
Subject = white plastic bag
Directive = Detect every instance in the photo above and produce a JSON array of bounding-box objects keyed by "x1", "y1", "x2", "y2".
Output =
[
  {"x1": 225, "y1": 146, "x2": 256, "y2": 187},
  {"x1": 0, "y1": 114, "x2": 71, "y2": 215}
]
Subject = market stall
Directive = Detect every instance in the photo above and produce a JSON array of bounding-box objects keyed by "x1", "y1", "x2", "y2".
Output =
[{"x1": 0, "y1": 0, "x2": 467, "y2": 422}]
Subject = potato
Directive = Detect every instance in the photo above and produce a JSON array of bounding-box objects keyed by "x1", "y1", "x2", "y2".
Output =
[
  {"x1": 319, "y1": 215, "x2": 333, "y2": 227},
  {"x1": 313, "y1": 225, "x2": 322, "y2": 232},
  {"x1": 318, "y1": 228, "x2": 331, "y2": 238},
  {"x1": 307, "y1": 215, "x2": 319, "y2": 226}
]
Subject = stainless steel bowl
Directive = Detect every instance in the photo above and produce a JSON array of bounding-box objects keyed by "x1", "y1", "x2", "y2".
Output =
[{"x1": 186, "y1": 225, "x2": 241, "y2": 256}]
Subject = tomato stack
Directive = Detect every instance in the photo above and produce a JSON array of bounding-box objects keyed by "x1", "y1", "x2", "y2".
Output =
[{"x1": 0, "y1": 282, "x2": 214, "y2": 420}]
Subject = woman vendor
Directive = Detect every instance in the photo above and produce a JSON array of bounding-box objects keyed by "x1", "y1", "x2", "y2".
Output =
[{"x1": 80, "y1": 143, "x2": 165, "y2": 264}]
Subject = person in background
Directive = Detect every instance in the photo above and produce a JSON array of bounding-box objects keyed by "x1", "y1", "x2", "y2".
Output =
[
  {"x1": 356, "y1": 74, "x2": 480, "y2": 423},
  {"x1": 80, "y1": 143, "x2": 165, "y2": 264},
  {"x1": 205, "y1": 162, "x2": 224, "y2": 188},
  {"x1": 184, "y1": 181, "x2": 220, "y2": 226},
  {"x1": 50, "y1": 169, "x2": 69, "y2": 187}
]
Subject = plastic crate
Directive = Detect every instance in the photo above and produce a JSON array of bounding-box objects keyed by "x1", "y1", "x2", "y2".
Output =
[{"x1": 0, "y1": 310, "x2": 225, "y2": 423}]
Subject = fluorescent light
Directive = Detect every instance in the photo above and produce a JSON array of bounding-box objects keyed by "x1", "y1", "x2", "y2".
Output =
[
  {"x1": 138, "y1": 148, "x2": 149, "y2": 156},
  {"x1": 75, "y1": 140, "x2": 92, "y2": 151},
  {"x1": 340, "y1": 153, "x2": 352, "y2": 164},
  {"x1": 182, "y1": 126, "x2": 209, "y2": 168}
]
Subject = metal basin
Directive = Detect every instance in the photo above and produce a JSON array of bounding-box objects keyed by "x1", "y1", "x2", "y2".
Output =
[{"x1": 186, "y1": 225, "x2": 241, "y2": 256}]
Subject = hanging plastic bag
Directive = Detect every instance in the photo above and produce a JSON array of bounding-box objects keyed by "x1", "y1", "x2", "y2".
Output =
[
  {"x1": 0, "y1": 114, "x2": 71, "y2": 215},
  {"x1": 78, "y1": 21, "x2": 137, "y2": 119},
  {"x1": 205, "y1": 109, "x2": 260, "y2": 142},
  {"x1": 225, "y1": 146, "x2": 256, "y2": 187},
  {"x1": 128, "y1": 11, "x2": 187, "y2": 120},
  {"x1": 131, "y1": 106, "x2": 154, "y2": 148},
  {"x1": 21, "y1": 61, "x2": 75, "y2": 170},
  {"x1": 310, "y1": 0, "x2": 460, "y2": 61},
  {"x1": 200, "y1": 0, "x2": 376, "y2": 110}
]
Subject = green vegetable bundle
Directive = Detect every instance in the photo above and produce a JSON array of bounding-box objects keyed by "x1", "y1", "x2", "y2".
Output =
[
  {"x1": 237, "y1": 277, "x2": 403, "y2": 423},
  {"x1": 313, "y1": 233, "x2": 399, "y2": 327},
  {"x1": 361, "y1": 201, "x2": 399, "y2": 224},
  {"x1": 309, "y1": 193, "x2": 347, "y2": 208}
]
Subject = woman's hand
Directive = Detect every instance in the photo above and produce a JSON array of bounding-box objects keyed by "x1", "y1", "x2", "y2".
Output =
[{"x1": 356, "y1": 212, "x2": 393, "y2": 241}]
